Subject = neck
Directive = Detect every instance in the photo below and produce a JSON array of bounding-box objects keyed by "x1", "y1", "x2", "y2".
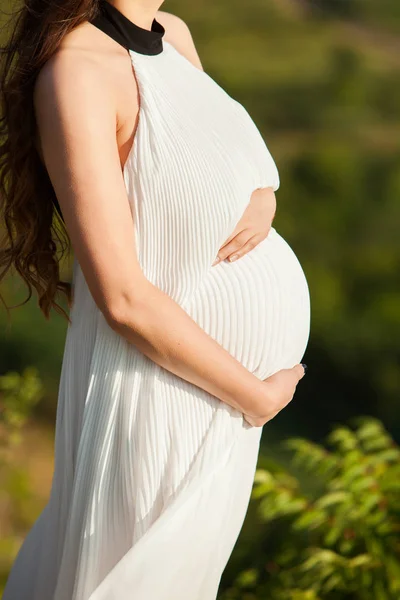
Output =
[{"x1": 105, "y1": 0, "x2": 164, "y2": 31}]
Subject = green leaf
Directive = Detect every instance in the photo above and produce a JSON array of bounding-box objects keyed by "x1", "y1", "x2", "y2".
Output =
[
  {"x1": 315, "y1": 491, "x2": 351, "y2": 509},
  {"x1": 292, "y1": 508, "x2": 327, "y2": 531}
]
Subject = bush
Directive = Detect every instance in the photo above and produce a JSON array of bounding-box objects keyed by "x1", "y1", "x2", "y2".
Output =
[{"x1": 221, "y1": 417, "x2": 400, "y2": 600}]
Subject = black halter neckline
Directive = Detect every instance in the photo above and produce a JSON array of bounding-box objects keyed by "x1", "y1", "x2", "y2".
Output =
[{"x1": 89, "y1": 0, "x2": 165, "y2": 56}]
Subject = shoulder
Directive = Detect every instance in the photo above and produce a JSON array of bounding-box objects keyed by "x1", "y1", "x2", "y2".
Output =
[
  {"x1": 34, "y1": 19, "x2": 134, "y2": 111},
  {"x1": 33, "y1": 49, "x2": 114, "y2": 122},
  {"x1": 156, "y1": 11, "x2": 203, "y2": 71},
  {"x1": 33, "y1": 48, "x2": 118, "y2": 161},
  {"x1": 33, "y1": 23, "x2": 122, "y2": 107}
]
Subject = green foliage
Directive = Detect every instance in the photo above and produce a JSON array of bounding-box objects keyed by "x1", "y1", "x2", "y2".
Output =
[
  {"x1": 0, "y1": 368, "x2": 44, "y2": 592},
  {"x1": 220, "y1": 417, "x2": 400, "y2": 600},
  {"x1": 0, "y1": 367, "x2": 43, "y2": 451}
]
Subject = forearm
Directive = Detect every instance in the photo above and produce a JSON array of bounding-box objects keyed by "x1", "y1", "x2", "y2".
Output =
[{"x1": 106, "y1": 280, "x2": 265, "y2": 416}]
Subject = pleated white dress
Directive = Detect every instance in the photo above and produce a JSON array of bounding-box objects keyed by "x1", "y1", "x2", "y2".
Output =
[{"x1": 3, "y1": 14, "x2": 311, "y2": 600}]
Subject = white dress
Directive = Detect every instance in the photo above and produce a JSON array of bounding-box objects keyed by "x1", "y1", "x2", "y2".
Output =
[{"x1": 3, "y1": 27, "x2": 311, "y2": 600}]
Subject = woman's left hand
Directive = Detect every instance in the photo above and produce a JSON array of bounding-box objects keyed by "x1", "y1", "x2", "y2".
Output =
[{"x1": 212, "y1": 186, "x2": 276, "y2": 266}]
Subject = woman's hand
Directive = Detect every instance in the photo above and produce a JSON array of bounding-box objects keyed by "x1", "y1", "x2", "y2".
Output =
[
  {"x1": 243, "y1": 364, "x2": 307, "y2": 427},
  {"x1": 212, "y1": 186, "x2": 276, "y2": 266}
]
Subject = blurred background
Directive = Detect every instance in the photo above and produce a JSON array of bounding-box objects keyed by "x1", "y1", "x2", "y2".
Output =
[{"x1": 1, "y1": 0, "x2": 399, "y2": 598}]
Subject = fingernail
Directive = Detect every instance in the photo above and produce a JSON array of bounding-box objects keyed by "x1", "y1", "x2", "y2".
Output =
[
  {"x1": 229, "y1": 254, "x2": 239, "y2": 262},
  {"x1": 212, "y1": 256, "x2": 221, "y2": 266},
  {"x1": 301, "y1": 363, "x2": 308, "y2": 374}
]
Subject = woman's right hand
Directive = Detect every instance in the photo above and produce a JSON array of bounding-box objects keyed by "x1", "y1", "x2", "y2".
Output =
[{"x1": 243, "y1": 363, "x2": 307, "y2": 427}]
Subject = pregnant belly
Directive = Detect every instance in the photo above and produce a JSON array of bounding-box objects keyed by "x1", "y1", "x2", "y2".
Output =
[{"x1": 184, "y1": 227, "x2": 311, "y2": 381}]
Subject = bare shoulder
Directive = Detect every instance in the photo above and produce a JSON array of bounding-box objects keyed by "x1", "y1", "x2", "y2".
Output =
[
  {"x1": 33, "y1": 46, "x2": 118, "y2": 165},
  {"x1": 34, "y1": 48, "x2": 105, "y2": 104},
  {"x1": 33, "y1": 23, "x2": 123, "y2": 108},
  {"x1": 33, "y1": 19, "x2": 139, "y2": 163},
  {"x1": 33, "y1": 20, "x2": 135, "y2": 121},
  {"x1": 156, "y1": 11, "x2": 203, "y2": 71},
  {"x1": 33, "y1": 48, "x2": 113, "y2": 121}
]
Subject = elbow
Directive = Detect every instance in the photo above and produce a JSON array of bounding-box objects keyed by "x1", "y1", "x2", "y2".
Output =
[{"x1": 102, "y1": 292, "x2": 147, "y2": 332}]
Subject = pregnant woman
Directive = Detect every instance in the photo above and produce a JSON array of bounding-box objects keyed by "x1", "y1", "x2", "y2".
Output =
[{"x1": 1, "y1": 0, "x2": 310, "y2": 598}]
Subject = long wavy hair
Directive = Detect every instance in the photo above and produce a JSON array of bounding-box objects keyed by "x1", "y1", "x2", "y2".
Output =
[{"x1": 0, "y1": 0, "x2": 99, "y2": 324}]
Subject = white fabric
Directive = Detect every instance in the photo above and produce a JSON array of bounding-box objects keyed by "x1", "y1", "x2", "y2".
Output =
[{"x1": 3, "y1": 40, "x2": 311, "y2": 600}]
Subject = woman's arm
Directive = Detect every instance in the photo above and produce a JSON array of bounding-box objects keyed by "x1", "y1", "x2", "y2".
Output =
[{"x1": 33, "y1": 48, "x2": 303, "y2": 423}]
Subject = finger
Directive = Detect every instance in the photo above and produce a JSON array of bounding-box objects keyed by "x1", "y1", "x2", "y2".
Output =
[
  {"x1": 219, "y1": 226, "x2": 244, "y2": 250},
  {"x1": 293, "y1": 363, "x2": 307, "y2": 381},
  {"x1": 226, "y1": 233, "x2": 263, "y2": 262},
  {"x1": 213, "y1": 230, "x2": 253, "y2": 264},
  {"x1": 219, "y1": 228, "x2": 251, "y2": 253}
]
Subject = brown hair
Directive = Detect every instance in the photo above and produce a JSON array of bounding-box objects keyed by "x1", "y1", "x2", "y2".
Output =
[{"x1": 0, "y1": 0, "x2": 99, "y2": 324}]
